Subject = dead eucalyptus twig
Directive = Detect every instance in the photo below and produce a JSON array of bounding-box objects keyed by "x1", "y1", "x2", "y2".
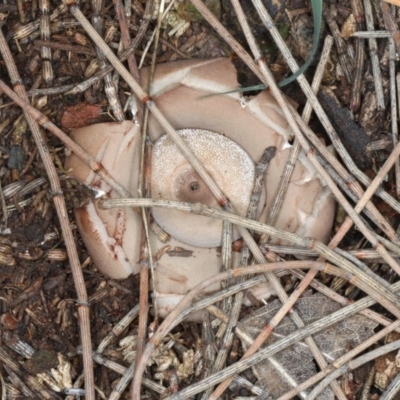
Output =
[{"x1": 0, "y1": 27, "x2": 95, "y2": 400}]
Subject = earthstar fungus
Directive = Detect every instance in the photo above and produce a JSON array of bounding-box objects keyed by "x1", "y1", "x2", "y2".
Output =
[{"x1": 65, "y1": 58, "x2": 335, "y2": 318}]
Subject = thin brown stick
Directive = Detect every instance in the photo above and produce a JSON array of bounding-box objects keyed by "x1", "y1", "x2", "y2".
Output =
[
  {"x1": 363, "y1": 0, "x2": 385, "y2": 109},
  {"x1": 113, "y1": 0, "x2": 143, "y2": 124},
  {"x1": 381, "y1": 0, "x2": 400, "y2": 55},
  {"x1": 0, "y1": 27, "x2": 95, "y2": 400},
  {"x1": 39, "y1": 0, "x2": 54, "y2": 84},
  {"x1": 91, "y1": 0, "x2": 124, "y2": 121},
  {"x1": 389, "y1": 39, "x2": 400, "y2": 199}
]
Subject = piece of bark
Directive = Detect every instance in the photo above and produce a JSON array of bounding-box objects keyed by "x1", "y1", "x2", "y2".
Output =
[{"x1": 318, "y1": 86, "x2": 371, "y2": 169}]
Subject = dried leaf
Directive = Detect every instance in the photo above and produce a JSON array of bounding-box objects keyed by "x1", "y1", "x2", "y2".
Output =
[
  {"x1": 238, "y1": 291, "x2": 378, "y2": 399},
  {"x1": 61, "y1": 103, "x2": 102, "y2": 131}
]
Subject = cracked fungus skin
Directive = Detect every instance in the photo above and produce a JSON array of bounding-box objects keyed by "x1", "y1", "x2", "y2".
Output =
[{"x1": 151, "y1": 129, "x2": 263, "y2": 247}]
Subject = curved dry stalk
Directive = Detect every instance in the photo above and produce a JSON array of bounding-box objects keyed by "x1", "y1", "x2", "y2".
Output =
[
  {"x1": 0, "y1": 28, "x2": 95, "y2": 400},
  {"x1": 114, "y1": 260, "x2": 349, "y2": 345}
]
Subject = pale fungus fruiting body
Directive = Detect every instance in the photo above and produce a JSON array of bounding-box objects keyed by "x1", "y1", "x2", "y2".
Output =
[{"x1": 65, "y1": 58, "x2": 335, "y2": 319}]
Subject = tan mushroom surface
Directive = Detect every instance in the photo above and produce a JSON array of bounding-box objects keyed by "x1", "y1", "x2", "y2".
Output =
[{"x1": 65, "y1": 58, "x2": 335, "y2": 319}]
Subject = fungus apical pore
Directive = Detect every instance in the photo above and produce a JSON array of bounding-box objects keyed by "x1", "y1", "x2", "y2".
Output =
[
  {"x1": 65, "y1": 58, "x2": 335, "y2": 319},
  {"x1": 151, "y1": 128, "x2": 264, "y2": 247}
]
